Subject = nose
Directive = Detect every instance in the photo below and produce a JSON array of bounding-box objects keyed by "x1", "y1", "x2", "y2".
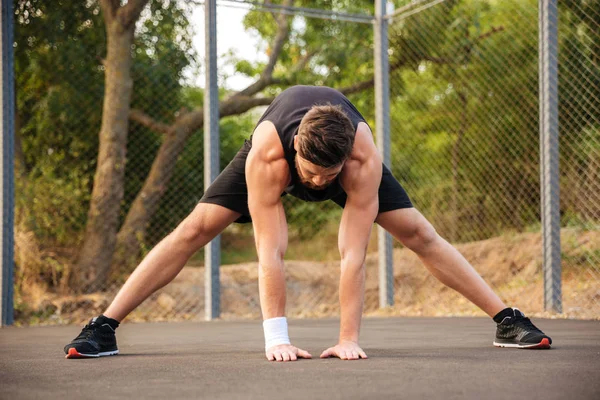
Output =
[{"x1": 312, "y1": 176, "x2": 328, "y2": 186}]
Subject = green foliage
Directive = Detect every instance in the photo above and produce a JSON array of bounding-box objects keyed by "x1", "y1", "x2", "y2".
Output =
[
  {"x1": 387, "y1": 0, "x2": 545, "y2": 241},
  {"x1": 284, "y1": 197, "x2": 343, "y2": 239},
  {"x1": 14, "y1": 0, "x2": 198, "y2": 299},
  {"x1": 15, "y1": 0, "x2": 196, "y2": 243},
  {"x1": 14, "y1": 0, "x2": 105, "y2": 242},
  {"x1": 15, "y1": 0, "x2": 599, "y2": 262},
  {"x1": 235, "y1": 59, "x2": 260, "y2": 77},
  {"x1": 145, "y1": 90, "x2": 259, "y2": 244},
  {"x1": 242, "y1": 0, "x2": 375, "y2": 94},
  {"x1": 16, "y1": 164, "x2": 91, "y2": 243}
]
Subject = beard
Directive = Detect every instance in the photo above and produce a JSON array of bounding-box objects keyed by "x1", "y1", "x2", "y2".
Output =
[{"x1": 294, "y1": 156, "x2": 332, "y2": 191}]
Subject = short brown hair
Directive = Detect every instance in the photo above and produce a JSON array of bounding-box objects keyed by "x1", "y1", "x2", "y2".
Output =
[{"x1": 296, "y1": 104, "x2": 355, "y2": 168}]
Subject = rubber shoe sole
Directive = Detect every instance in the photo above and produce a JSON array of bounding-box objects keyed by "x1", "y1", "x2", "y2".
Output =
[
  {"x1": 493, "y1": 337, "x2": 551, "y2": 349},
  {"x1": 65, "y1": 347, "x2": 119, "y2": 359}
]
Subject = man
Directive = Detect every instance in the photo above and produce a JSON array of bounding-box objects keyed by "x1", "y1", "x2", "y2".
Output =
[{"x1": 64, "y1": 85, "x2": 552, "y2": 361}]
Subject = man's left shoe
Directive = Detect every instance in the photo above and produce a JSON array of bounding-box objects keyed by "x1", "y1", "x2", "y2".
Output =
[
  {"x1": 64, "y1": 315, "x2": 119, "y2": 358},
  {"x1": 493, "y1": 308, "x2": 552, "y2": 349}
]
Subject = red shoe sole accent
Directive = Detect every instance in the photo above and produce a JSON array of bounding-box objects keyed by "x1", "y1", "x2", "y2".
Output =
[
  {"x1": 528, "y1": 338, "x2": 551, "y2": 349},
  {"x1": 65, "y1": 347, "x2": 92, "y2": 359}
]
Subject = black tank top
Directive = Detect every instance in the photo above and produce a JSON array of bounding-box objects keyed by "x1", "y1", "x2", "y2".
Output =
[{"x1": 255, "y1": 85, "x2": 366, "y2": 202}]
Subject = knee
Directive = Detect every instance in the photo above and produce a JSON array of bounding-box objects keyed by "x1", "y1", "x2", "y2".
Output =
[
  {"x1": 399, "y1": 220, "x2": 439, "y2": 254},
  {"x1": 172, "y1": 207, "x2": 214, "y2": 247}
]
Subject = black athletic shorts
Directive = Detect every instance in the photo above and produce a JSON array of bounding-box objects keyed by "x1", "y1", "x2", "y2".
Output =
[{"x1": 199, "y1": 140, "x2": 413, "y2": 223}]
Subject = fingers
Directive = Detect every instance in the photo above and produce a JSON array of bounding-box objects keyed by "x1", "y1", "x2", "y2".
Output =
[
  {"x1": 267, "y1": 346, "x2": 312, "y2": 362},
  {"x1": 265, "y1": 350, "x2": 285, "y2": 361},
  {"x1": 320, "y1": 345, "x2": 368, "y2": 360},
  {"x1": 320, "y1": 348, "x2": 334, "y2": 359},
  {"x1": 268, "y1": 345, "x2": 364, "y2": 361},
  {"x1": 297, "y1": 348, "x2": 312, "y2": 359}
]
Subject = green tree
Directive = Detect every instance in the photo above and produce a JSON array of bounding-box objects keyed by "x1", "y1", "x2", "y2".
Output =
[
  {"x1": 14, "y1": 0, "x2": 195, "y2": 290},
  {"x1": 116, "y1": 0, "x2": 384, "y2": 264}
]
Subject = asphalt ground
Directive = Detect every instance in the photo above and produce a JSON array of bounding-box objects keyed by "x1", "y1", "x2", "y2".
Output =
[{"x1": 1, "y1": 317, "x2": 599, "y2": 400}]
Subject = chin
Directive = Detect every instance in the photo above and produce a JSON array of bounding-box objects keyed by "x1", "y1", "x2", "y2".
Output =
[{"x1": 304, "y1": 182, "x2": 329, "y2": 190}]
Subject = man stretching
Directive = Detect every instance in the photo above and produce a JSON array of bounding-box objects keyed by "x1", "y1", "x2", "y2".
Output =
[{"x1": 65, "y1": 85, "x2": 551, "y2": 360}]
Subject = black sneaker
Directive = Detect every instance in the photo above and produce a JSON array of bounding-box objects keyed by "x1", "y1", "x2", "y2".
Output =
[
  {"x1": 493, "y1": 308, "x2": 552, "y2": 349},
  {"x1": 64, "y1": 315, "x2": 119, "y2": 358}
]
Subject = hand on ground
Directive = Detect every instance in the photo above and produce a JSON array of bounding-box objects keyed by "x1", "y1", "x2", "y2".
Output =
[
  {"x1": 320, "y1": 341, "x2": 368, "y2": 360},
  {"x1": 266, "y1": 344, "x2": 312, "y2": 362}
]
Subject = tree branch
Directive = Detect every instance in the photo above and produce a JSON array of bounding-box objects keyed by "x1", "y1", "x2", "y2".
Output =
[
  {"x1": 129, "y1": 109, "x2": 172, "y2": 135},
  {"x1": 292, "y1": 49, "x2": 319, "y2": 74},
  {"x1": 477, "y1": 26, "x2": 504, "y2": 41},
  {"x1": 269, "y1": 49, "x2": 320, "y2": 87},
  {"x1": 338, "y1": 58, "x2": 407, "y2": 95},
  {"x1": 176, "y1": 95, "x2": 275, "y2": 133},
  {"x1": 220, "y1": 95, "x2": 274, "y2": 117},
  {"x1": 341, "y1": 25, "x2": 503, "y2": 96},
  {"x1": 117, "y1": 0, "x2": 151, "y2": 29},
  {"x1": 338, "y1": 80, "x2": 375, "y2": 96},
  {"x1": 233, "y1": 0, "x2": 293, "y2": 98},
  {"x1": 99, "y1": 0, "x2": 119, "y2": 24},
  {"x1": 423, "y1": 55, "x2": 453, "y2": 64},
  {"x1": 129, "y1": 95, "x2": 274, "y2": 137}
]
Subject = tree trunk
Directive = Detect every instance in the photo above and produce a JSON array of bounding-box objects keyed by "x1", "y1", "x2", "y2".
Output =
[
  {"x1": 113, "y1": 122, "x2": 194, "y2": 270},
  {"x1": 76, "y1": 8, "x2": 139, "y2": 292},
  {"x1": 112, "y1": 97, "x2": 274, "y2": 270}
]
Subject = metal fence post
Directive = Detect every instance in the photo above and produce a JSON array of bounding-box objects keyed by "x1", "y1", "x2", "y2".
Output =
[
  {"x1": 539, "y1": 0, "x2": 562, "y2": 313},
  {"x1": 204, "y1": 0, "x2": 221, "y2": 320},
  {"x1": 1, "y1": 0, "x2": 15, "y2": 326},
  {"x1": 374, "y1": 0, "x2": 394, "y2": 308}
]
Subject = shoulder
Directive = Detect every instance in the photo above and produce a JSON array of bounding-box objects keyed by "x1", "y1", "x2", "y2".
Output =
[
  {"x1": 349, "y1": 122, "x2": 378, "y2": 162},
  {"x1": 250, "y1": 121, "x2": 285, "y2": 162},
  {"x1": 340, "y1": 122, "x2": 382, "y2": 192},
  {"x1": 247, "y1": 121, "x2": 289, "y2": 185}
]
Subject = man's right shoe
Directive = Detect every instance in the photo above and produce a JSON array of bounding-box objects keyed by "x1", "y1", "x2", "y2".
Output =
[
  {"x1": 64, "y1": 315, "x2": 119, "y2": 358},
  {"x1": 493, "y1": 308, "x2": 552, "y2": 349}
]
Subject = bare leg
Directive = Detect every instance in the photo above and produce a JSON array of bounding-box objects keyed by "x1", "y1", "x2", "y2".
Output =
[
  {"x1": 104, "y1": 203, "x2": 241, "y2": 321},
  {"x1": 376, "y1": 208, "x2": 506, "y2": 318}
]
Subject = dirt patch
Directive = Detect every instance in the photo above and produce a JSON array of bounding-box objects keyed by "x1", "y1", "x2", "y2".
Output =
[{"x1": 17, "y1": 229, "x2": 600, "y2": 325}]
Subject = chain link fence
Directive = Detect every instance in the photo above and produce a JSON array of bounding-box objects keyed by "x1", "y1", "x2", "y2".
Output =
[
  {"x1": 12, "y1": 0, "x2": 377, "y2": 324},
  {"x1": 557, "y1": 0, "x2": 600, "y2": 318},
  {"x1": 386, "y1": 0, "x2": 599, "y2": 319},
  {"x1": 10, "y1": 0, "x2": 599, "y2": 325}
]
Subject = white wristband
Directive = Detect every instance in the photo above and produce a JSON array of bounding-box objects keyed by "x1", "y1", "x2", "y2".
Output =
[{"x1": 263, "y1": 317, "x2": 291, "y2": 350}]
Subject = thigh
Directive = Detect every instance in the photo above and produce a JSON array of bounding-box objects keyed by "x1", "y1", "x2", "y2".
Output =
[
  {"x1": 375, "y1": 207, "x2": 437, "y2": 250},
  {"x1": 179, "y1": 202, "x2": 242, "y2": 241},
  {"x1": 199, "y1": 140, "x2": 252, "y2": 223},
  {"x1": 331, "y1": 163, "x2": 413, "y2": 212},
  {"x1": 375, "y1": 207, "x2": 423, "y2": 239}
]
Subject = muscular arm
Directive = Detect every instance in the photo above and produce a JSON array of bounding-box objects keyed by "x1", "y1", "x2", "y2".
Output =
[
  {"x1": 322, "y1": 124, "x2": 381, "y2": 359},
  {"x1": 246, "y1": 122, "x2": 289, "y2": 319},
  {"x1": 247, "y1": 123, "x2": 312, "y2": 362}
]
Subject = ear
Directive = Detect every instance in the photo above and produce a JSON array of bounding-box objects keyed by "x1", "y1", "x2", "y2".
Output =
[{"x1": 293, "y1": 135, "x2": 299, "y2": 152}]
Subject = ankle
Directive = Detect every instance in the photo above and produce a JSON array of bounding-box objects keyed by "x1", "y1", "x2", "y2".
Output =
[
  {"x1": 493, "y1": 307, "x2": 515, "y2": 323},
  {"x1": 98, "y1": 314, "x2": 120, "y2": 329}
]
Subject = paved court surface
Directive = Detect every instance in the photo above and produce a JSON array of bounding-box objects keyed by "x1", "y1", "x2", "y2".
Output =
[{"x1": 1, "y1": 317, "x2": 599, "y2": 400}]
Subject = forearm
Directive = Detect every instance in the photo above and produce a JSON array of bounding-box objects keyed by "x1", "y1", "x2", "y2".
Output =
[
  {"x1": 258, "y1": 258, "x2": 287, "y2": 319},
  {"x1": 338, "y1": 260, "x2": 365, "y2": 343}
]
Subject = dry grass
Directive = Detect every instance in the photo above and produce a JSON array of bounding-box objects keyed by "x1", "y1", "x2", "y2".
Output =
[{"x1": 14, "y1": 228, "x2": 600, "y2": 326}]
